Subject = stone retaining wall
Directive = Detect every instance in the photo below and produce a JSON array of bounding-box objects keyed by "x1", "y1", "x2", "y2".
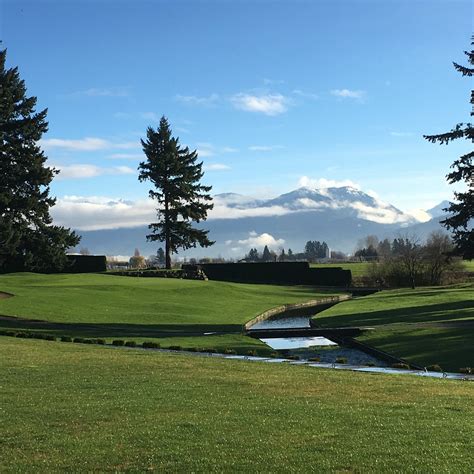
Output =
[{"x1": 244, "y1": 294, "x2": 351, "y2": 330}]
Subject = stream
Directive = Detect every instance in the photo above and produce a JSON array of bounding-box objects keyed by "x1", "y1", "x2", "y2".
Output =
[{"x1": 250, "y1": 312, "x2": 388, "y2": 366}]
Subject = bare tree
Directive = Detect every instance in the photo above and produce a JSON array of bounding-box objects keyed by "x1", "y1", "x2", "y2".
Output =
[
  {"x1": 423, "y1": 231, "x2": 454, "y2": 285},
  {"x1": 393, "y1": 234, "x2": 424, "y2": 289}
]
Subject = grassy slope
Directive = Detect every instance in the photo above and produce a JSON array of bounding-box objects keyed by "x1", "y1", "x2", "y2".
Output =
[
  {"x1": 0, "y1": 273, "x2": 338, "y2": 352},
  {"x1": 0, "y1": 273, "x2": 335, "y2": 325},
  {"x1": 357, "y1": 327, "x2": 473, "y2": 371},
  {"x1": 313, "y1": 285, "x2": 474, "y2": 371},
  {"x1": 314, "y1": 285, "x2": 474, "y2": 327},
  {"x1": 1, "y1": 337, "x2": 473, "y2": 472}
]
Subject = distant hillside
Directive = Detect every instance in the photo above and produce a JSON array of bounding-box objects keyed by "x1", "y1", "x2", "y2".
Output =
[{"x1": 73, "y1": 186, "x2": 449, "y2": 258}]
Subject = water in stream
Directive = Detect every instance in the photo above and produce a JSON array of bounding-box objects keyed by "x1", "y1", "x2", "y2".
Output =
[{"x1": 251, "y1": 313, "x2": 387, "y2": 366}]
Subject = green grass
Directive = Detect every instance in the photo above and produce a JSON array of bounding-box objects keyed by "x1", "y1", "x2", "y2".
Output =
[
  {"x1": 312, "y1": 285, "x2": 474, "y2": 371},
  {"x1": 358, "y1": 327, "x2": 473, "y2": 372},
  {"x1": 463, "y1": 260, "x2": 474, "y2": 272},
  {"x1": 310, "y1": 260, "x2": 474, "y2": 278},
  {"x1": 314, "y1": 285, "x2": 474, "y2": 327},
  {"x1": 0, "y1": 273, "x2": 338, "y2": 351},
  {"x1": 1, "y1": 337, "x2": 473, "y2": 472}
]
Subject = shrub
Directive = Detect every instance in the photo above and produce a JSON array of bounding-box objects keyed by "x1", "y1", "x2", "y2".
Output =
[
  {"x1": 287, "y1": 355, "x2": 300, "y2": 360},
  {"x1": 96, "y1": 339, "x2": 106, "y2": 345},
  {"x1": 246, "y1": 350, "x2": 258, "y2": 357},
  {"x1": 205, "y1": 348, "x2": 217, "y2": 353},
  {"x1": 187, "y1": 347, "x2": 198, "y2": 352},
  {"x1": 459, "y1": 367, "x2": 472, "y2": 374},
  {"x1": 15, "y1": 332, "x2": 28, "y2": 338},
  {"x1": 142, "y1": 341, "x2": 160, "y2": 349},
  {"x1": 82, "y1": 338, "x2": 95, "y2": 344},
  {"x1": 365, "y1": 361, "x2": 376, "y2": 367},
  {"x1": 61, "y1": 336, "x2": 72, "y2": 342},
  {"x1": 308, "y1": 357, "x2": 321, "y2": 362},
  {"x1": 125, "y1": 341, "x2": 137, "y2": 347},
  {"x1": 269, "y1": 352, "x2": 279, "y2": 358},
  {"x1": 426, "y1": 364, "x2": 443, "y2": 372},
  {"x1": 44, "y1": 334, "x2": 56, "y2": 341},
  {"x1": 168, "y1": 345, "x2": 182, "y2": 351},
  {"x1": 223, "y1": 348, "x2": 236, "y2": 355},
  {"x1": 112, "y1": 340, "x2": 125, "y2": 346},
  {"x1": 73, "y1": 337, "x2": 85, "y2": 344},
  {"x1": 392, "y1": 362, "x2": 410, "y2": 370},
  {"x1": 335, "y1": 357, "x2": 347, "y2": 364}
]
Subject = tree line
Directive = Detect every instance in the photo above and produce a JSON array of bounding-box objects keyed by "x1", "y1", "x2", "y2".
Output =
[
  {"x1": 244, "y1": 240, "x2": 330, "y2": 262},
  {"x1": 357, "y1": 232, "x2": 462, "y2": 288}
]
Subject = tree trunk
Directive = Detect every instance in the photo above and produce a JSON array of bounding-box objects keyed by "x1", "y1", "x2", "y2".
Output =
[{"x1": 165, "y1": 197, "x2": 171, "y2": 270}]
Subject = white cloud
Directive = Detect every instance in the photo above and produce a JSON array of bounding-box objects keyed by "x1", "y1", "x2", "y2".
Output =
[
  {"x1": 175, "y1": 93, "x2": 219, "y2": 106},
  {"x1": 196, "y1": 143, "x2": 238, "y2": 157},
  {"x1": 231, "y1": 93, "x2": 290, "y2": 116},
  {"x1": 55, "y1": 164, "x2": 135, "y2": 180},
  {"x1": 52, "y1": 196, "x2": 155, "y2": 230},
  {"x1": 204, "y1": 163, "x2": 231, "y2": 171},
  {"x1": 298, "y1": 176, "x2": 361, "y2": 190},
  {"x1": 67, "y1": 87, "x2": 131, "y2": 98},
  {"x1": 107, "y1": 153, "x2": 143, "y2": 160},
  {"x1": 210, "y1": 203, "x2": 290, "y2": 219},
  {"x1": 40, "y1": 137, "x2": 139, "y2": 152},
  {"x1": 330, "y1": 89, "x2": 366, "y2": 100},
  {"x1": 292, "y1": 89, "x2": 319, "y2": 100},
  {"x1": 236, "y1": 231, "x2": 285, "y2": 248},
  {"x1": 405, "y1": 209, "x2": 432, "y2": 223},
  {"x1": 248, "y1": 145, "x2": 284, "y2": 152}
]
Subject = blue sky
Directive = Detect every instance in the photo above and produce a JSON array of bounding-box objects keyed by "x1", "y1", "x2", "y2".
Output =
[{"x1": 1, "y1": 0, "x2": 472, "y2": 230}]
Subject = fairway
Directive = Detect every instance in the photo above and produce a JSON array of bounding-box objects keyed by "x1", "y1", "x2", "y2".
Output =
[
  {"x1": 1, "y1": 337, "x2": 473, "y2": 472},
  {"x1": 0, "y1": 273, "x2": 337, "y2": 325},
  {"x1": 0, "y1": 273, "x2": 340, "y2": 352}
]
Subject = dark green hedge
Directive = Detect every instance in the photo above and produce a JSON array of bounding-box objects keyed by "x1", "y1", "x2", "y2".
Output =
[
  {"x1": 65, "y1": 255, "x2": 107, "y2": 273},
  {"x1": 190, "y1": 262, "x2": 351, "y2": 287}
]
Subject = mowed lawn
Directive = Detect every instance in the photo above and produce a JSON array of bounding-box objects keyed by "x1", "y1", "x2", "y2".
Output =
[
  {"x1": 1, "y1": 337, "x2": 473, "y2": 472},
  {"x1": 0, "y1": 273, "x2": 337, "y2": 325},
  {"x1": 0, "y1": 273, "x2": 339, "y2": 352},
  {"x1": 314, "y1": 285, "x2": 474, "y2": 327},
  {"x1": 313, "y1": 285, "x2": 474, "y2": 371}
]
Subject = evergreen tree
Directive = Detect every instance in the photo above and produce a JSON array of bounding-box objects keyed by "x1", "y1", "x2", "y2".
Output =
[
  {"x1": 424, "y1": 38, "x2": 474, "y2": 259},
  {"x1": 247, "y1": 248, "x2": 259, "y2": 261},
  {"x1": 157, "y1": 247, "x2": 166, "y2": 266},
  {"x1": 138, "y1": 117, "x2": 214, "y2": 269},
  {"x1": 262, "y1": 245, "x2": 272, "y2": 261},
  {"x1": 0, "y1": 49, "x2": 79, "y2": 272}
]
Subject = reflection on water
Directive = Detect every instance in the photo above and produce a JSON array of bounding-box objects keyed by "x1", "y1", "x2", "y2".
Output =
[
  {"x1": 260, "y1": 336, "x2": 337, "y2": 350},
  {"x1": 252, "y1": 316, "x2": 312, "y2": 329},
  {"x1": 252, "y1": 315, "x2": 337, "y2": 350}
]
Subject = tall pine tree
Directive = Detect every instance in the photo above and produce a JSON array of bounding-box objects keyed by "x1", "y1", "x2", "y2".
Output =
[
  {"x1": 0, "y1": 49, "x2": 80, "y2": 272},
  {"x1": 424, "y1": 38, "x2": 474, "y2": 259},
  {"x1": 138, "y1": 117, "x2": 214, "y2": 268}
]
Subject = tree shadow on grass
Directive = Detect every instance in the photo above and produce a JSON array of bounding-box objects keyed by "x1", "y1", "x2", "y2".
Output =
[
  {"x1": 316, "y1": 300, "x2": 474, "y2": 327},
  {"x1": 359, "y1": 327, "x2": 474, "y2": 372},
  {"x1": 0, "y1": 316, "x2": 243, "y2": 338}
]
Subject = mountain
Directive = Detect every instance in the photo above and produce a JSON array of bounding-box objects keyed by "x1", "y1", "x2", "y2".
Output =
[
  {"x1": 426, "y1": 200, "x2": 450, "y2": 218},
  {"x1": 73, "y1": 187, "x2": 448, "y2": 258}
]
